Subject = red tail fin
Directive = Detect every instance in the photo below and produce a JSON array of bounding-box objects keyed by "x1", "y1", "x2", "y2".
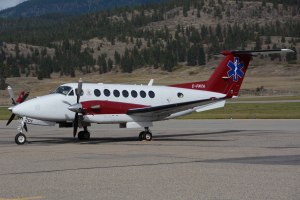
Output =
[
  {"x1": 171, "y1": 50, "x2": 251, "y2": 96},
  {"x1": 171, "y1": 49, "x2": 293, "y2": 96},
  {"x1": 205, "y1": 51, "x2": 251, "y2": 96}
]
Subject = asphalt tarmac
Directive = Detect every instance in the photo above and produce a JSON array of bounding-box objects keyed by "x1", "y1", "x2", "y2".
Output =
[{"x1": 0, "y1": 119, "x2": 299, "y2": 200}]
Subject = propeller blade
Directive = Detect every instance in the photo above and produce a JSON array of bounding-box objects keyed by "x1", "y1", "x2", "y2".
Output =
[
  {"x1": 73, "y1": 113, "x2": 79, "y2": 137},
  {"x1": 7, "y1": 86, "x2": 16, "y2": 105},
  {"x1": 6, "y1": 114, "x2": 16, "y2": 126},
  {"x1": 74, "y1": 78, "x2": 83, "y2": 137},
  {"x1": 22, "y1": 92, "x2": 30, "y2": 102},
  {"x1": 23, "y1": 122, "x2": 28, "y2": 132},
  {"x1": 76, "y1": 78, "x2": 83, "y2": 103}
]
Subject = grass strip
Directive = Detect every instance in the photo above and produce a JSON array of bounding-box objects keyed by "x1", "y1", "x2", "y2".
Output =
[{"x1": 179, "y1": 102, "x2": 300, "y2": 119}]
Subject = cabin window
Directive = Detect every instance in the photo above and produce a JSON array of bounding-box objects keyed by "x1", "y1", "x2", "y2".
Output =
[
  {"x1": 68, "y1": 90, "x2": 74, "y2": 96},
  {"x1": 94, "y1": 89, "x2": 101, "y2": 97},
  {"x1": 177, "y1": 92, "x2": 184, "y2": 98},
  {"x1": 149, "y1": 91, "x2": 155, "y2": 98},
  {"x1": 104, "y1": 89, "x2": 110, "y2": 97},
  {"x1": 140, "y1": 90, "x2": 146, "y2": 98},
  {"x1": 122, "y1": 90, "x2": 129, "y2": 98},
  {"x1": 113, "y1": 90, "x2": 120, "y2": 97},
  {"x1": 131, "y1": 90, "x2": 138, "y2": 98}
]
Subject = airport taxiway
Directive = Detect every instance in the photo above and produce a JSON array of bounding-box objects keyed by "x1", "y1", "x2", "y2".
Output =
[{"x1": 0, "y1": 119, "x2": 299, "y2": 200}]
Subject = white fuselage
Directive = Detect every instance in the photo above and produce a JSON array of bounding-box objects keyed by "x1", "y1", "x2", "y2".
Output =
[{"x1": 12, "y1": 83, "x2": 225, "y2": 124}]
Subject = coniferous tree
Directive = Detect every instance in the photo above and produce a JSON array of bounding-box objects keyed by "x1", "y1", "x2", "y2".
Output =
[
  {"x1": 121, "y1": 48, "x2": 133, "y2": 73},
  {"x1": 114, "y1": 51, "x2": 121, "y2": 65},
  {"x1": 107, "y1": 58, "x2": 113, "y2": 71},
  {"x1": 198, "y1": 45, "x2": 206, "y2": 66},
  {"x1": 254, "y1": 36, "x2": 262, "y2": 50},
  {"x1": 187, "y1": 45, "x2": 198, "y2": 66},
  {"x1": 98, "y1": 54, "x2": 107, "y2": 74},
  {"x1": 0, "y1": 49, "x2": 7, "y2": 90},
  {"x1": 286, "y1": 46, "x2": 297, "y2": 63}
]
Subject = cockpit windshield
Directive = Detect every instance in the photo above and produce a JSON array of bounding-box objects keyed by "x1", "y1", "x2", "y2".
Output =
[{"x1": 51, "y1": 86, "x2": 72, "y2": 95}]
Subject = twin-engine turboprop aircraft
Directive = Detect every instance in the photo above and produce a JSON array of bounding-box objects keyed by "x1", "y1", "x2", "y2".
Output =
[{"x1": 6, "y1": 49, "x2": 293, "y2": 144}]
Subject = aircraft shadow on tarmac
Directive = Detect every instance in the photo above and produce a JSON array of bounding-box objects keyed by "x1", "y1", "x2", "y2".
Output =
[{"x1": 25, "y1": 130, "x2": 245, "y2": 145}]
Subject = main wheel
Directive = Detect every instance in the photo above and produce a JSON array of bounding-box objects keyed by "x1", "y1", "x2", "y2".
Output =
[
  {"x1": 144, "y1": 132, "x2": 152, "y2": 141},
  {"x1": 83, "y1": 131, "x2": 90, "y2": 140},
  {"x1": 139, "y1": 131, "x2": 145, "y2": 141},
  {"x1": 78, "y1": 131, "x2": 90, "y2": 140},
  {"x1": 78, "y1": 131, "x2": 84, "y2": 140},
  {"x1": 15, "y1": 133, "x2": 26, "y2": 145}
]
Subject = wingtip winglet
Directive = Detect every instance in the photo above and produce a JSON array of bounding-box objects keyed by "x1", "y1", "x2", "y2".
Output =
[{"x1": 281, "y1": 48, "x2": 294, "y2": 53}]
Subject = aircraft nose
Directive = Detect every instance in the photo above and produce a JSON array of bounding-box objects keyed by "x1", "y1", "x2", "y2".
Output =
[
  {"x1": 12, "y1": 99, "x2": 36, "y2": 117},
  {"x1": 11, "y1": 94, "x2": 75, "y2": 121}
]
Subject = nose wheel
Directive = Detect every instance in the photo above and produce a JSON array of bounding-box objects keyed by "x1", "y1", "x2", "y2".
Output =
[
  {"x1": 138, "y1": 127, "x2": 152, "y2": 141},
  {"x1": 15, "y1": 133, "x2": 26, "y2": 145}
]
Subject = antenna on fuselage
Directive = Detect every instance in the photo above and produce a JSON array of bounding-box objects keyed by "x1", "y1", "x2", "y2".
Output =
[{"x1": 148, "y1": 79, "x2": 154, "y2": 86}]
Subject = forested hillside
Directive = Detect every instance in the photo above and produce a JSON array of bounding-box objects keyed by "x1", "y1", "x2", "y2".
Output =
[
  {"x1": 0, "y1": 0, "x2": 300, "y2": 90},
  {"x1": 0, "y1": 0, "x2": 164, "y2": 17}
]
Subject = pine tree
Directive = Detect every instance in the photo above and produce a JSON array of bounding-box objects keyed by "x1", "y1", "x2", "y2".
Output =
[
  {"x1": 114, "y1": 51, "x2": 121, "y2": 65},
  {"x1": 0, "y1": 49, "x2": 7, "y2": 90},
  {"x1": 254, "y1": 36, "x2": 262, "y2": 50},
  {"x1": 107, "y1": 58, "x2": 113, "y2": 71},
  {"x1": 286, "y1": 46, "x2": 297, "y2": 63},
  {"x1": 198, "y1": 45, "x2": 206, "y2": 66},
  {"x1": 98, "y1": 54, "x2": 107, "y2": 74},
  {"x1": 187, "y1": 45, "x2": 198, "y2": 66},
  {"x1": 121, "y1": 48, "x2": 133, "y2": 73}
]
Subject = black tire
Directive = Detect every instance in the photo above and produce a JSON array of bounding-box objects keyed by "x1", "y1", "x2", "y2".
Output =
[
  {"x1": 78, "y1": 131, "x2": 84, "y2": 140},
  {"x1": 15, "y1": 133, "x2": 26, "y2": 145},
  {"x1": 139, "y1": 132, "x2": 144, "y2": 141},
  {"x1": 83, "y1": 131, "x2": 90, "y2": 140},
  {"x1": 78, "y1": 131, "x2": 90, "y2": 140},
  {"x1": 144, "y1": 132, "x2": 152, "y2": 141}
]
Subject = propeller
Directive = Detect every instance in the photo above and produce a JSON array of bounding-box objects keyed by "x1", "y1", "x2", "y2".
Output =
[
  {"x1": 6, "y1": 113, "x2": 16, "y2": 126},
  {"x1": 6, "y1": 86, "x2": 30, "y2": 127},
  {"x1": 73, "y1": 78, "x2": 83, "y2": 137},
  {"x1": 7, "y1": 86, "x2": 16, "y2": 105}
]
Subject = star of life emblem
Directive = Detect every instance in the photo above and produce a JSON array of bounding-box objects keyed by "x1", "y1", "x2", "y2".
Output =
[{"x1": 227, "y1": 57, "x2": 244, "y2": 82}]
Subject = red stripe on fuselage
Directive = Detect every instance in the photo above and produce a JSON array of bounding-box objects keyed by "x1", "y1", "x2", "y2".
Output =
[{"x1": 81, "y1": 100, "x2": 148, "y2": 115}]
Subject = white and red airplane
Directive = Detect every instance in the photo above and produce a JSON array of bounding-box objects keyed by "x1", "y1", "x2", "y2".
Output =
[{"x1": 6, "y1": 49, "x2": 293, "y2": 145}]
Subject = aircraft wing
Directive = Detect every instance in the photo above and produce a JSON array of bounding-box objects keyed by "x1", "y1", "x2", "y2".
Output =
[{"x1": 127, "y1": 97, "x2": 226, "y2": 119}]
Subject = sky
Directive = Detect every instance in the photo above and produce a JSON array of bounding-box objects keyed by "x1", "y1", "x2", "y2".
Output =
[{"x1": 0, "y1": 0, "x2": 27, "y2": 11}]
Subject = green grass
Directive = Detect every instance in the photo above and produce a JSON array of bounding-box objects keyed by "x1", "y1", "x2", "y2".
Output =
[
  {"x1": 0, "y1": 107, "x2": 11, "y2": 120},
  {"x1": 179, "y1": 102, "x2": 300, "y2": 119},
  {"x1": 230, "y1": 95, "x2": 300, "y2": 102}
]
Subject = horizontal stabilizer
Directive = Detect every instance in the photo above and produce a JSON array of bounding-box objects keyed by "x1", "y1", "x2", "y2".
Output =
[{"x1": 222, "y1": 49, "x2": 294, "y2": 56}]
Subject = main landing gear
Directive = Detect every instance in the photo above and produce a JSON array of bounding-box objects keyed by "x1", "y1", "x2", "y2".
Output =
[
  {"x1": 78, "y1": 126, "x2": 90, "y2": 141},
  {"x1": 138, "y1": 127, "x2": 152, "y2": 141}
]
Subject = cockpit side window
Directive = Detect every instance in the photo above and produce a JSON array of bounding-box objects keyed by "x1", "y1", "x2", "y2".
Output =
[
  {"x1": 52, "y1": 86, "x2": 72, "y2": 95},
  {"x1": 68, "y1": 90, "x2": 74, "y2": 96}
]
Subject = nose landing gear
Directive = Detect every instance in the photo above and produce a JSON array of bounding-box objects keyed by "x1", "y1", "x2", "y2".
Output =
[
  {"x1": 15, "y1": 133, "x2": 26, "y2": 145},
  {"x1": 14, "y1": 118, "x2": 28, "y2": 145},
  {"x1": 138, "y1": 127, "x2": 152, "y2": 141}
]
